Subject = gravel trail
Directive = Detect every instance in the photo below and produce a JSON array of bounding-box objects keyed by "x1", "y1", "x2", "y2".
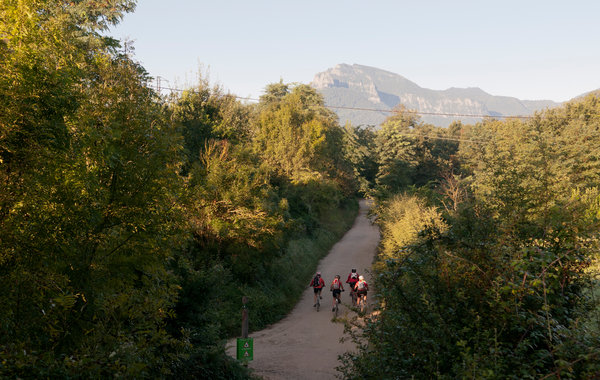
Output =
[{"x1": 227, "y1": 199, "x2": 380, "y2": 379}]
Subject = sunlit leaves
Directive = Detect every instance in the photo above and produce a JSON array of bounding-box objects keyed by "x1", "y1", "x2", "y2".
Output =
[
  {"x1": 377, "y1": 194, "x2": 447, "y2": 259},
  {"x1": 253, "y1": 84, "x2": 340, "y2": 181},
  {"x1": 345, "y1": 95, "x2": 600, "y2": 379},
  {"x1": 187, "y1": 140, "x2": 285, "y2": 266},
  {"x1": 0, "y1": 0, "x2": 186, "y2": 376},
  {"x1": 169, "y1": 80, "x2": 251, "y2": 174}
]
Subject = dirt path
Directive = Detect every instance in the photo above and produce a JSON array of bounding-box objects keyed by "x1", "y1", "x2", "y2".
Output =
[{"x1": 226, "y1": 199, "x2": 380, "y2": 379}]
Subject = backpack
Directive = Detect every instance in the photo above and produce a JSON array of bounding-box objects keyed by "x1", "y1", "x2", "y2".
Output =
[
  {"x1": 332, "y1": 279, "x2": 340, "y2": 290},
  {"x1": 351, "y1": 273, "x2": 358, "y2": 279},
  {"x1": 313, "y1": 275, "x2": 321, "y2": 287},
  {"x1": 357, "y1": 280, "x2": 366, "y2": 290}
]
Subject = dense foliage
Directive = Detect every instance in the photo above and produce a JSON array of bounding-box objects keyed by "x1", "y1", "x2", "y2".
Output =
[
  {"x1": 0, "y1": 1, "x2": 359, "y2": 377},
  {"x1": 374, "y1": 107, "x2": 460, "y2": 195},
  {"x1": 5, "y1": 1, "x2": 600, "y2": 378},
  {"x1": 341, "y1": 97, "x2": 600, "y2": 379}
]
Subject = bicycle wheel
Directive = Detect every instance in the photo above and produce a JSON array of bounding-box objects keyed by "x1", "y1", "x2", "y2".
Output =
[{"x1": 316, "y1": 297, "x2": 320, "y2": 312}]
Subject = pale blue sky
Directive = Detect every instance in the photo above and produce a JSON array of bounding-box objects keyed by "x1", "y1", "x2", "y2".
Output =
[{"x1": 110, "y1": 0, "x2": 600, "y2": 102}]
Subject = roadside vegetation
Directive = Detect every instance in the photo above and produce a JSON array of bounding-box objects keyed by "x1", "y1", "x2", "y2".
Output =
[
  {"x1": 0, "y1": 2, "x2": 359, "y2": 377},
  {"x1": 3, "y1": 1, "x2": 600, "y2": 379},
  {"x1": 341, "y1": 97, "x2": 600, "y2": 379}
]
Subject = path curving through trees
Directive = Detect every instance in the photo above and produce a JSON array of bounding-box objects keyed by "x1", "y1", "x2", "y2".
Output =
[{"x1": 227, "y1": 199, "x2": 380, "y2": 379}]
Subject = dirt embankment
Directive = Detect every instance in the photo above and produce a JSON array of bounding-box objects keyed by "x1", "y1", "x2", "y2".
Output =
[{"x1": 227, "y1": 199, "x2": 380, "y2": 379}]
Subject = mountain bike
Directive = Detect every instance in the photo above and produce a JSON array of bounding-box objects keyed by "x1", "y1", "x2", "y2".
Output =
[
  {"x1": 315, "y1": 291, "x2": 320, "y2": 312},
  {"x1": 356, "y1": 292, "x2": 368, "y2": 313},
  {"x1": 332, "y1": 289, "x2": 344, "y2": 317},
  {"x1": 349, "y1": 288, "x2": 358, "y2": 307},
  {"x1": 332, "y1": 297, "x2": 338, "y2": 317},
  {"x1": 357, "y1": 292, "x2": 367, "y2": 313},
  {"x1": 358, "y1": 296, "x2": 367, "y2": 313}
]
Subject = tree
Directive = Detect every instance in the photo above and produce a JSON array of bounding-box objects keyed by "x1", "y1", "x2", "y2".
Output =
[
  {"x1": 343, "y1": 97, "x2": 600, "y2": 379},
  {"x1": 169, "y1": 79, "x2": 252, "y2": 174},
  {"x1": 253, "y1": 83, "x2": 345, "y2": 181},
  {"x1": 0, "y1": 1, "x2": 187, "y2": 377},
  {"x1": 341, "y1": 123, "x2": 378, "y2": 194},
  {"x1": 0, "y1": 0, "x2": 135, "y2": 172},
  {"x1": 374, "y1": 106, "x2": 420, "y2": 192},
  {"x1": 185, "y1": 140, "x2": 286, "y2": 281},
  {"x1": 374, "y1": 106, "x2": 458, "y2": 194}
]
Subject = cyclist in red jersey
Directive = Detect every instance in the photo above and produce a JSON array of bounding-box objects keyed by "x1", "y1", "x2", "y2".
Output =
[
  {"x1": 330, "y1": 275, "x2": 345, "y2": 311},
  {"x1": 346, "y1": 269, "x2": 359, "y2": 305},
  {"x1": 354, "y1": 275, "x2": 369, "y2": 310}
]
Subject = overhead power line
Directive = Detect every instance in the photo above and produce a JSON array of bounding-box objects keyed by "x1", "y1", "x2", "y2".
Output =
[
  {"x1": 148, "y1": 82, "x2": 533, "y2": 120},
  {"x1": 393, "y1": 133, "x2": 488, "y2": 144},
  {"x1": 148, "y1": 82, "x2": 492, "y2": 144},
  {"x1": 325, "y1": 105, "x2": 533, "y2": 119}
]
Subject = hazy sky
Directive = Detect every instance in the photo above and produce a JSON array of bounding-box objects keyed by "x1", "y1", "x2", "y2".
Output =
[{"x1": 110, "y1": 0, "x2": 600, "y2": 102}]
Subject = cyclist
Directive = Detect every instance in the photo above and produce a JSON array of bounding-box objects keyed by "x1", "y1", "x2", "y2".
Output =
[
  {"x1": 330, "y1": 275, "x2": 345, "y2": 311},
  {"x1": 310, "y1": 272, "x2": 325, "y2": 307},
  {"x1": 354, "y1": 275, "x2": 369, "y2": 309},
  {"x1": 346, "y1": 269, "x2": 359, "y2": 305}
]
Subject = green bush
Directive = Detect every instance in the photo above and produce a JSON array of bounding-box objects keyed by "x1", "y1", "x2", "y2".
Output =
[{"x1": 342, "y1": 196, "x2": 600, "y2": 378}]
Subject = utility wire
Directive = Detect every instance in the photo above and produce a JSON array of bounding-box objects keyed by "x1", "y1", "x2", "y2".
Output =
[
  {"x1": 149, "y1": 83, "x2": 492, "y2": 144},
  {"x1": 326, "y1": 105, "x2": 533, "y2": 119},
  {"x1": 148, "y1": 83, "x2": 535, "y2": 121},
  {"x1": 391, "y1": 133, "x2": 489, "y2": 144}
]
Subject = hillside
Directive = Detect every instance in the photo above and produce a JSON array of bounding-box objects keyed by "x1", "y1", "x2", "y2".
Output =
[{"x1": 311, "y1": 64, "x2": 561, "y2": 127}]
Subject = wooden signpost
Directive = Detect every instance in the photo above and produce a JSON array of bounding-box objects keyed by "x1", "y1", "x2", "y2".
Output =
[{"x1": 236, "y1": 296, "x2": 253, "y2": 363}]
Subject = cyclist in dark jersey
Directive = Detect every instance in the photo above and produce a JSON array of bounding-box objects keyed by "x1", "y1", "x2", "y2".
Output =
[
  {"x1": 346, "y1": 269, "x2": 359, "y2": 305},
  {"x1": 310, "y1": 272, "x2": 325, "y2": 307}
]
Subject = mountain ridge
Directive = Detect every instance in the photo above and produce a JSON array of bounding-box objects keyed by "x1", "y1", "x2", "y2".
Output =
[{"x1": 310, "y1": 64, "x2": 569, "y2": 127}]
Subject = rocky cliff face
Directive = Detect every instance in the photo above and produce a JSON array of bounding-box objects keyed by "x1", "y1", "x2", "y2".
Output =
[{"x1": 311, "y1": 64, "x2": 561, "y2": 127}]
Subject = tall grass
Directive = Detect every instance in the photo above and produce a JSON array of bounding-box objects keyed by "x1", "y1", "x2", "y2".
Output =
[{"x1": 219, "y1": 199, "x2": 359, "y2": 335}]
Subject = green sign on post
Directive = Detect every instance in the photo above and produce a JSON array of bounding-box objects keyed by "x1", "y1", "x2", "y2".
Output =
[{"x1": 236, "y1": 338, "x2": 253, "y2": 361}]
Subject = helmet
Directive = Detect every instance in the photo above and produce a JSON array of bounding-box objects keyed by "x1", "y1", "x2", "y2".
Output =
[
  {"x1": 316, "y1": 272, "x2": 321, "y2": 276},
  {"x1": 359, "y1": 275, "x2": 364, "y2": 280},
  {"x1": 335, "y1": 274, "x2": 341, "y2": 279},
  {"x1": 351, "y1": 269, "x2": 357, "y2": 273}
]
